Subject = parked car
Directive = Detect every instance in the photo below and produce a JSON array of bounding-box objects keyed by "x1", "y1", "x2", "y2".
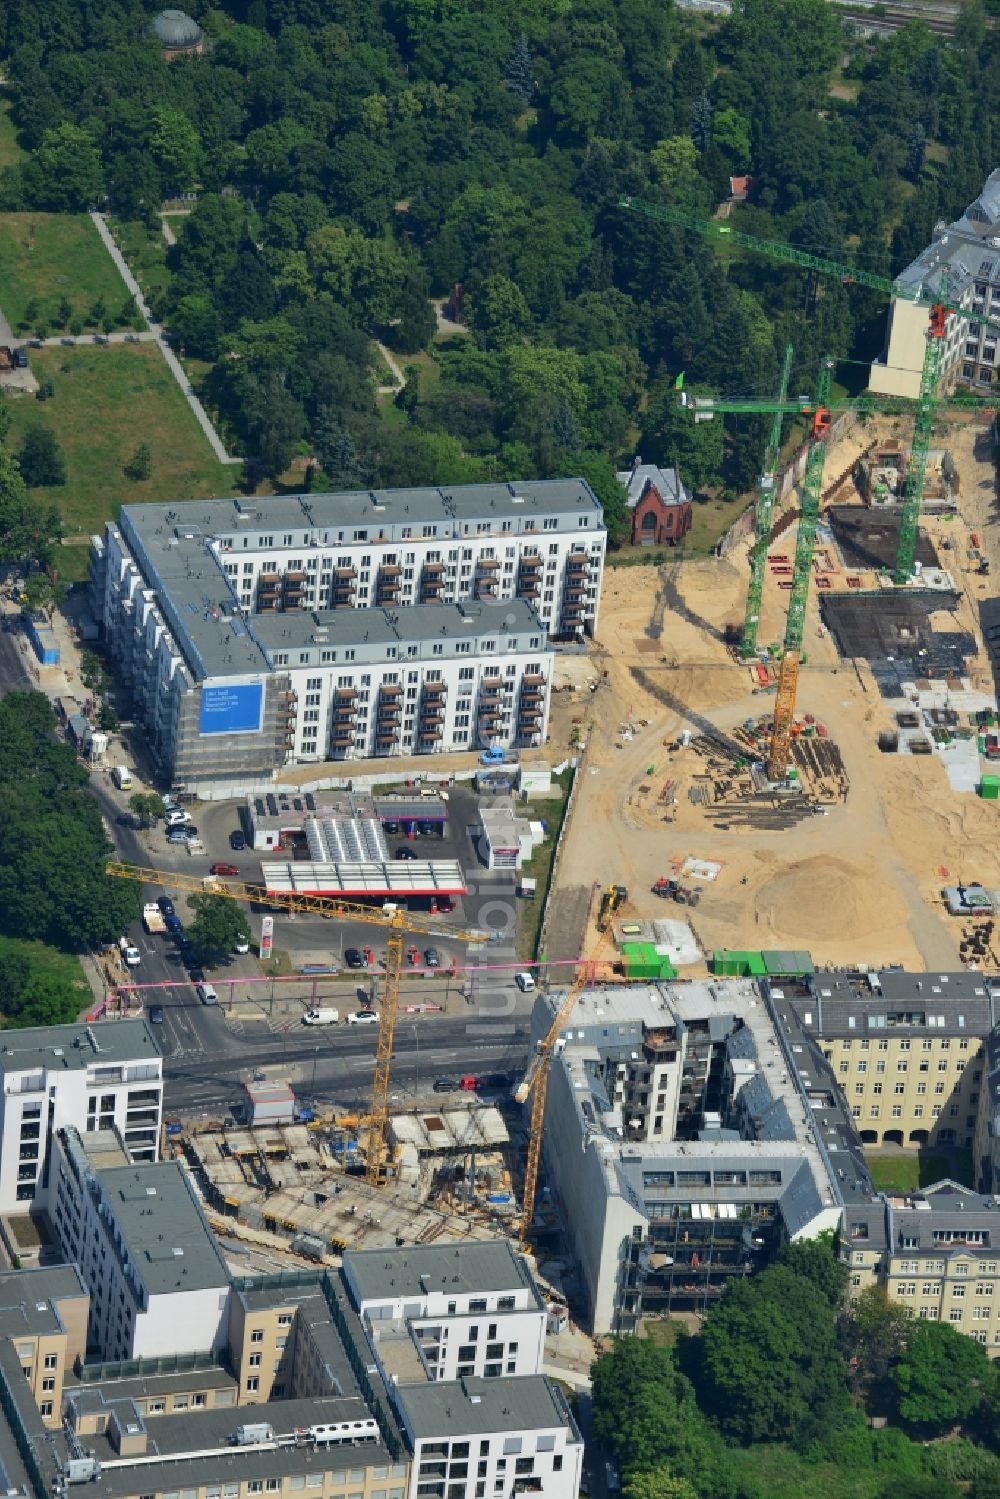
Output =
[
  {"x1": 148, "y1": 1004, "x2": 164, "y2": 1025},
  {"x1": 165, "y1": 810, "x2": 191, "y2": 827},
  {"x1": 347, "y1": 1010, "x2": 379, "y2": 1026},
  {"x1": 60, "y1": 336, "x2": 75, "y2": 346},
  {"x1": 180, "y1": 825, "x2": 199, "y2": 840},
  {"x1": 433, "y1": 1076, "x2": 457, "y2": 1093},
  {"x1": 12, "y1": 348, "x2": 28, "y2": 369},
  {"x1": 382, "y1": 820, "x2": 399, "y2": 835},
  {"x1": 165, "y1": 1120, "x2": 183, "y2": 1137},
  {"x1": 230, "y1": 830, "x2": 246, "y2": 851},
  {"x1": 395, "y1": 846, "x2": 417, "y2": 860},
  {"x1": 164, "y1": 914, "x2": 182, "y2": 935},
  {"x1": 210, "y1": 862, "x2": 239, "y2": 877},
  {"x1": 478, "y1": 1072, "x2": 514, "y2": 1091},
  {"x1": 124, "y1": 333, "x2": 141, "y2": 344},
  {"x1": 166, "y1": 831, "x2": 189, "y2": 845},
  {"x1": 158, "y1": 896, "x2": 176, "y2": 918},
  {"x1": 435, "y1": 895, "x2": 455, "y2": 913},
  {"x1": 417, "y1": 820, "x2": 438, "y2": 836},
  {"x1": 515, "y1": 972, "x2": 536, "y2": 992},
  {"x1": 233, "y1": 934, "x2": 250, "y2": 954},
  {"x1": 423, "y1": 947, "x2": 441, "y2": 968},
  {"x1": 460, "y1": 1075, "x2": 478, "y2": 1090},
  {"x1": 344, "y1": 948, "x2": 365, "y2": 970},
  {"x1": 196, "y1": 983, "x2": 218, "y2": 1006}
]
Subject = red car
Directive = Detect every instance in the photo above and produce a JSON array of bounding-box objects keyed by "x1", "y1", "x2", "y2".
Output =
[{"x1": 210, "y1": 862, "x2": 240, "y2": 877}]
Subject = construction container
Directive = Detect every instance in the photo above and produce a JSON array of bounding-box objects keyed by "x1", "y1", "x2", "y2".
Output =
[
  {"x1": 980, "y1": 776, "x2": 1000, "y2": 801},
  {"x1": 762, "y1": 949, "x2": 815, "y2": 978},
  {"x1": 621, "y1": 942, "x2": 677, "y2": 981},
  {"x1": 245, "y1": 1080, "x2": 296, "y2": 1126},
  {"x1": 712, "y1": 950, "x2": 767, "y2": 977}
]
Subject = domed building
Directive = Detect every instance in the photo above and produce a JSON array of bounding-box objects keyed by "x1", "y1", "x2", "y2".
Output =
[{"x1": 151, "y1": 9, "x2": 205, "y2": 60}]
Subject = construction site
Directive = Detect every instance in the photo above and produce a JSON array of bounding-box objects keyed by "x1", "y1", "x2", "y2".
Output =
[{"x1": 171, "y1": 1098, "x2": 520, "y2": 1263}]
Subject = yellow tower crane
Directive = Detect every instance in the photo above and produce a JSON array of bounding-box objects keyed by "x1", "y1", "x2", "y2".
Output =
[
  {"x1": 105, "y1": 861, "x2": 489, "y2": 1184},
  {"x1": 514, "y1": 915, "x2": 620, "y2": 1243}
]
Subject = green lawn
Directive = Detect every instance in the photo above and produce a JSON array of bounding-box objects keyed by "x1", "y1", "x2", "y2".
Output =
[
  {"x1": 0, "y1": 91, "x2": 25, "y2": 169},
  {"x1": 0, "y1": 213, "x2": 141, "y2": 334},
  {"x1": 866, "y1": 1148, "x2": 974, "y2": 1195},
  {"x1": 3, "y1": 344, "x2": 235, "y2": 543},
  {"x1": 518, "y1": 771, "x2": 573, "y2": 961},
  {"x1": 108, "y1": 218, "x2": 172, "y2": 310},
  {"x1": 0, "y1": 935, "x2": 88, "y2": 1025}
]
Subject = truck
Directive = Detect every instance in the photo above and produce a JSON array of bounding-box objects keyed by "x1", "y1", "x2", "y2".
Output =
[
  {"x1": 303, "y1": 1007, "x2": 339, "y2": 1026},
  {"x1": 479, "y1": 745, "x2": 505, "y2": 765},
  {"x1": 119, "y1": 936, "x2": 141, "y2": 967},
  {"x1": 111, "y1": 765, "x2": 133, "y2": 791},
  {"x1": 143, "y1": 903, "x2": 166, "y2": 934}
]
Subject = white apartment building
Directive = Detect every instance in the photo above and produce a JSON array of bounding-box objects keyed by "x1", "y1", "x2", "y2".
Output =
[
  {"x1": 0, "y1": 1020, "x2": 161, "y2": 1214},
  {"x1": 96, "y1": 482, "x2": 603, "y2": 637},
  {"x1": 344, "y1": 1242, "x2": 547, "y2": 1385},
  {"x1": 49, "y1": 1130, "x2": 231, "y2": 1362},
  {"x1": 870, "y1": 169, "x2": 1000, "y2": 400},
  {"x1": 343, "y1": 1243, "x2": 581, "y2": 1499},
  {"x1": 396, "y1": 1376, "x2": 583, "y2": 1499},
  {"x1": 95, "y1": 497, "x2": 554, "y2": 787}
]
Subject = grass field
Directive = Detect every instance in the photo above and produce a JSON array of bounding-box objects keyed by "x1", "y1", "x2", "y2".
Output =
[
  {"x1": 0, "y1": 213, "x2": 141, "y2": 334},
  {"x1": 866, "y1": 1148, "x2": 974, "y2": 1195},
  {"x1": 0, "y1": 91, "x2": 25, "y2": 170},
  {"x1": 109, "y1": 218, "x2": 173, "y2": 310},
  {"x1": 3, "y1": 344, "x2": 235, "y2": 542},
  {"x1": 0, "y1": 935, "x2": 88, "y2": 1024}
]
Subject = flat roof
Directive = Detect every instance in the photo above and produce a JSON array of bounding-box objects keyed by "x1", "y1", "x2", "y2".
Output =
[
  {"x1": 0, "y1": 1018, "x2": 159, "y2": 1076},
  {"x1": 344, "y1": 1241, "x2": 535, "y2": 1305},
  {"x1": 118, "y1": 491, "x2": 560, "y2": 681},
  {"x1": 98, "y1": 1162, "x2": 230, "y2": 1295},
  {"x1": 398, "y1": 1375, "x2": 570, "y2": 1439},
  {"x1": 91, "y1": 1396, "x2": 394, "y2": 1499},
  {"x1": 260, "y1": 860, "x2": 467, "y2": 897}
]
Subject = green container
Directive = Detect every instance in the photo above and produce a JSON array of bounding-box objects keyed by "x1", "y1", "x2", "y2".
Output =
[{"x1": 980, "y1": 776, "x2": 1000, "y2": 801}]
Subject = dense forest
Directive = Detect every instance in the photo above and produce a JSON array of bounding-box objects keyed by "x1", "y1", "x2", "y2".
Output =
[
  {"x1": 0, "y1": 0, "x2": 997, "y2": 534},
  {"x1": 593, "y1": 1238, "x2": 1000, "y2": 1499}
]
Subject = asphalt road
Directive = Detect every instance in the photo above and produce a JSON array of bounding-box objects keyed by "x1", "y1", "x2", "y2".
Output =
[
  {"x1": 92, "y1": 775, "x2": 533, "y2": 1117},
  {"x1": 0, "y1": 621, "x2": 32, "y2": 694}
]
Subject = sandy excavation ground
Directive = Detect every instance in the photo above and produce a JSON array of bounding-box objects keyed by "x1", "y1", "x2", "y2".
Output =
[{"x1": 547, "y1": 413, "x2": 1000, "y2": 973}]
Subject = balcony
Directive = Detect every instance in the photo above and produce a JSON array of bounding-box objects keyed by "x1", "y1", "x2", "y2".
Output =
[
  {"x1": 475, "y1": 582, "x2": 497, "y2": 600},
  {"x1": 331, "y1": 729, "x2": 353, "y2": 748},
  {"x1": 519, "y1": 554, "x2": 542, "y2": 572},
  {"x1": 479, "y1": 682, "x2": 503, "y2": 698},
  {"x1": 422, "y1": 683, "x2": 447, "y2": 700},
  {"x1": 380, "y1": 682, "x2": 402, "y2": 697},
  {"x1": 476, "y1": 557, "x2": 500, "y2": 572},
  {"x1": 377, "y1": 702, "x2": 401, "y2": 722},
  {"x1": 565, "y1": 554, "x2": 591, "y2": 572},
  {"x1": 516, "y1": 580, "x2": 540, "y2": 598}
]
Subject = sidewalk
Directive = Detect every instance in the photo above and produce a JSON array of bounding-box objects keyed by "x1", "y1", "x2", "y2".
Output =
[{"x1": 89, "y1": 211, "x2": 241, "y2": 466}]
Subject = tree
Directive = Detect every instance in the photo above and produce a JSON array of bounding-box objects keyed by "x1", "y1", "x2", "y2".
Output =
[
  {"x1": 623, "y1": 1471, "x2": 696, "y2": 1499},
  {"x1": 186, "y1": 893, "x2": 250, "y2": 962},
  {"x1": 18, "y1": 426, "x2": 66, "y2": 487},
  {"x1": 839, "y1": 1285, "x2": 910, "y2": 1397},
  {"x1": 504, "y1": 33, "x2": 533, "y2": 105},
  {"x1": 470, "y1": 275, "x2": 532, "y2": 349},
  {"x1": 128, "y1": 792, "x2": 165, "y2": 828},
  {"x1": 891, "y1": 1319, "x2": 998, "y2": 1432},
  {"x1": 714, "y1": 108, "x2": 752, "y2": 169},
  {"x1": 691, "y1": 91, "x2": 713, "y2": 151},
  {"x1": 24, "y1": 123, "x2": 103, "y2": 211},
  {"x1": 89, "y1": 296, "x2": 106, "y2": 325},
  {"x1": 699, "y1": 1262, "x2": 849, "y2": 1443},
  {"x1": 564, "y1": 452, "x2": 633, "y2": 548},
  {"x1": 22, "y1": 573, "x2": 65, "y2": 618},
  {"x1": 241, "y1": 372, "x2": 306, "y2": 477},
  {"x1": 640, "y1": 384, "x2": 724, "y2": 491},
  {"x1": 124, "y1": 444, "x2": 152, "y2": 482},
  {"x1": 0, "y1": 452, "x2": 61, "y2": 563},
  {"x1": 313, "y1": 413, "x2": 372, "y2": 489},
  {"x1": 393, "y1": 268, "x2": 437, "y2": 353},
  {"x1": 650, "y1": 136, "x2": 700, "y2": 196},
  {"x1": 775, "y1": 1235, "x2": 848, "y2": 1306},
  {"x1": 56, "y1": 295, "x2": 72, "y2": 327}
]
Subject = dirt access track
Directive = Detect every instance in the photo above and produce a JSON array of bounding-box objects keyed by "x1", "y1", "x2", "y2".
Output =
[{"x1": 546, "y1": 414, "x2": 1000, "y2": 973}]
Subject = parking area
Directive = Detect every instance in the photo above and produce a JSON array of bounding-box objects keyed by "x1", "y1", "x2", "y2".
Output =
[{"x1": 118, "y1": 780, "x2": 524, "y2": 1034}]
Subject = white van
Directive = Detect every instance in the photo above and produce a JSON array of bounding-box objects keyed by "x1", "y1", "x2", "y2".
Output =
[
  {"x1": 165, "y1": 809, "x2": 191, "y2": 827},
  {"x1": 515, "y1": 972, "x2": 536, "y2": 992},
  {"x1": 112, "y1": 766, "x2": 133, "y2": 791},
  {"x1": 303, "y1": 1008, "x2": 340, "y2": 1026},
  {"x1": 196, "y1": 983, "x2": 218, "y2": 1006}
]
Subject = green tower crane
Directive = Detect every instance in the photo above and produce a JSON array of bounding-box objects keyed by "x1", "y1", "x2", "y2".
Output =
[
  {"x1": 619, "y1": 196, "x2": 1000, "y2": 583},
  {"x1": 741, "y1": 341, "x2": 795, "y2": 659}
]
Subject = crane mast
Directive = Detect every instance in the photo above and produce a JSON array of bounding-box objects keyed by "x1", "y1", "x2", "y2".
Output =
[
  {"x1": 619, "y1": 196, "x2": 1000, "y2": 581},
  {"x1": 741, "y1": 342, "x2": 795, "y2": 658},
  {"x1": 767, "y1": 361, "x2": 833, "y2": 779},
  {"x1": 104, "y1": 861, "x2": 486, "y2": 1185}
]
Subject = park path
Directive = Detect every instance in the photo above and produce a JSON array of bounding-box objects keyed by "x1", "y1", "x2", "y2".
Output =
[
  {"x1": 89, "y1": 211, "x2": 241, "y2": 466},
  {"x1": 374, "y1": 337, "x2": 405, "y2": 396}
]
